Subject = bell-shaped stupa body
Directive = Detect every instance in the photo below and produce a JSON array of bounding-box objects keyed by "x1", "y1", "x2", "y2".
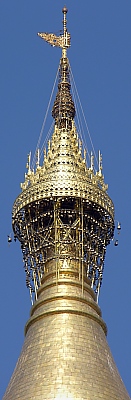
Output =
[{"x1": 3, "y1": 7, "x2": 130, "y2": 400}]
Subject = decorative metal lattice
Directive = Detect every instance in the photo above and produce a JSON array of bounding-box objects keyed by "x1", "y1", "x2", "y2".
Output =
[{"x1": 13, "y1": 197, "x2": 114, "y2": 303}]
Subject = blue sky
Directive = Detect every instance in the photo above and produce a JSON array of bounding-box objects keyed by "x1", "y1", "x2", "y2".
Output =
[{"x1": 0, "y1": 1, "x2": 131, "y2": 398}]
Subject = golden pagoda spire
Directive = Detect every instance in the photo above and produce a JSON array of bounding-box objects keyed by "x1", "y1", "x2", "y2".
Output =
[
  {"x1": 3, "y1": 8, "x2": 130, "y2": 400},
  {"x1": 38, "y1": 7, "x2": 75, "y2": 129},
  {"x1": 12, "y1": 7, "x2": 115, "y2": 305}
]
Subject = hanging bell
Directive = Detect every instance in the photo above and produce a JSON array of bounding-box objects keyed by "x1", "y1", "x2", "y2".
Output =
[
  {"x1": 117, "y1": 222, "x2": 121, "y2": 233},
  {"x1": 7, "y1": 235, "x2": 12, "y2": 243}
]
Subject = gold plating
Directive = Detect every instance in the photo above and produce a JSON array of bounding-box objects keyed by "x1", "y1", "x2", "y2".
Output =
[{"x1": 12, "y1": 8, "x2": 114, "y2": 304}]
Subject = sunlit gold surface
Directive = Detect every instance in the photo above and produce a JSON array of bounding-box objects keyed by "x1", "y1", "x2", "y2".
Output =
[
  {"x1": 3, "y1": 270, "x2": 130, "y2": 399},
  {"x1": 3, "y1": 7, "x2": 130, "y2": 400},
  {"x1": 12, "y1": 6, "x2": 114, "y2": 303},
  {"x1": 13, "y1": 124, "x2": 114, "y2": 219},
  {"x1": 38, "y1": 7, "x2": 70, "y2": 58},
  {"x1": 12, "y1": 121, "x2": 114, "y2": 302}
]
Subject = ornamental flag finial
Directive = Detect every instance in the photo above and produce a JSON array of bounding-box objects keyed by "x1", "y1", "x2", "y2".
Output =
[{"x1": 37, "y1": 7, "x2": 70, "y2": 58}]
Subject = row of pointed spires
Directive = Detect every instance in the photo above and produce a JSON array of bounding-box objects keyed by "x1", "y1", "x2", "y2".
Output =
[{"x1": 25, "y1": 148, "x2": 103, "y2": 175}]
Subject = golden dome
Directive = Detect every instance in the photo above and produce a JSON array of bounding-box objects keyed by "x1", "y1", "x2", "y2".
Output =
[{"x1": 3, "y1": 271, "x2": 130, "y2": 399}]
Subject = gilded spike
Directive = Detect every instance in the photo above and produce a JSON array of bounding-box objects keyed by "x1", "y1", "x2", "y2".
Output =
[
  {"x1": 38, "y1": 7, "x2": 74, "y2": 129},
  {"x1": 52, "y1": 57, "x2": 76, "y2": 129}
]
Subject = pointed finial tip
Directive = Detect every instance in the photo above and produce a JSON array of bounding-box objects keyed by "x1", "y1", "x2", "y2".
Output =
[{"x1": 62, "y1": 6, "x2": 68, "y2": 14}]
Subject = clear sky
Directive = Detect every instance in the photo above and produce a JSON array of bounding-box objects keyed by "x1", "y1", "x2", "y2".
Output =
[{"x1": 0, "y1": 1, "x2": 131, "y2": 398}]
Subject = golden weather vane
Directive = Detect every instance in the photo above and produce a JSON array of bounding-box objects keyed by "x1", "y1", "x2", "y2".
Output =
[{"x1": 37, "y1": 7, "x2": 71, "y2": 58}]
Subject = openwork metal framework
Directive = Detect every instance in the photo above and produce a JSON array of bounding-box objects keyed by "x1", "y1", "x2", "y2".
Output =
[
  {"x1": 13, "y1": 195, "x2": 114, "y2": 303},
  {"x1": 12, "y1": 7, "x2": 114, "y2": 304}
]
